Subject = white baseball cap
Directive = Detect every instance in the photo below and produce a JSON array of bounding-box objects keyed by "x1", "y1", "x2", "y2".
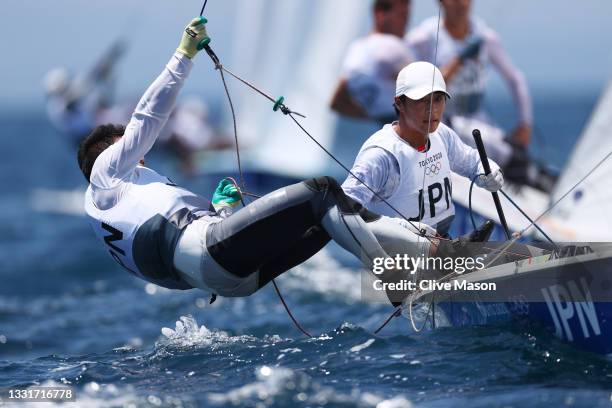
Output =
[{"x1": 395, "y1": 61, "x2": 451, "y2": 100}]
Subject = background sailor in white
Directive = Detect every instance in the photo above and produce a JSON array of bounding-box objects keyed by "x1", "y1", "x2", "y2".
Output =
[
  {"x1": 342, "y1": 61, "x2": 504, "y2": 237},
  {"x1": 44, "y1": 40, "x2": 126, "y2": 145},
  {"x1": 330, "y1": 0, "x2": 413, "y2": 126},
  {"x1": 406, "y1": 0, "x2": 532, "y2": 174}
]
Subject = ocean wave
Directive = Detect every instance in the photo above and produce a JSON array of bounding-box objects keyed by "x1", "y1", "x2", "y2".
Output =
[{"x1": 207, "y1": 365, "x2": 413, "y2": 407}]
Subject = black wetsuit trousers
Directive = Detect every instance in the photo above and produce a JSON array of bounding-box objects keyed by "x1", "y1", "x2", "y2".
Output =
[{"x1": 205, "y1": 176, "x2": 379, "y2": 289}]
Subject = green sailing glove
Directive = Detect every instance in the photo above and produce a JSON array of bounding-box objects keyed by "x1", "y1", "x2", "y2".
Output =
[
  {"x1": 212, "y1": 179, "x2": 242, "y2": 212},
  {"x1": 176, "y1": 17, "x2": 211, "y2": 59}
]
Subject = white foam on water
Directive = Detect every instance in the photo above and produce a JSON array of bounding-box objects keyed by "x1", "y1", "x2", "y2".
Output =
[
  {"x1": 49, "y1": 361, "x2": 98, "y2": 373},
  {"x1": 377, "y1": 396, "x2": 415, "y2": 408},
  {"x1": 279, "y1": 347, "x2": 302, "y2": 354},
  {"x1": 157, "y1": 315, "x2": 283, "y2": 351},
  {"x1": 350, "y1": 338, "x2": 375, "y2": 353},
  {"x1": 206, "y1": 365, "x2": 413, "y2": 407},
  {"x1": 30, "y1": 188, "x2": 86, "y2": 216}
]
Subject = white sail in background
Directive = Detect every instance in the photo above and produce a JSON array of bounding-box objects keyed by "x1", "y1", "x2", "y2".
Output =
[
  {"x1": 228, "y1": 0, "x2": 296, "y2": 149},
  {"x1": 229, "y1": 0, "x2": 369, "y2": 176},
  {"x1": 542, "y1": 81, "x2": 612, "y2": 240}
]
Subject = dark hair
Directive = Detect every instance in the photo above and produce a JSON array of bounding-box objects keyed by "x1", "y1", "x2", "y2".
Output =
[
  {"x1": 373, "y1": 0, "x2": 409, "y2": 12},
  {"x1": 393, "y1": 95, "x2": 408, "y2": 116},
  {"x1": 77, "y1": 124, "x2": 125, "y2": 182}
]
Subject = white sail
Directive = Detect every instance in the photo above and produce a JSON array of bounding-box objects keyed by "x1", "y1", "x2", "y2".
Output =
[
  {"x1": 542, "y1": 81, "x2": 612, "y2": 240},
  {"x1": 229, "y1": 0, "x2": 369, "y2": 176}
]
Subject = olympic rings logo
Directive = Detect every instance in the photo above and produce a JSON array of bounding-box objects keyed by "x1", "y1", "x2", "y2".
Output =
[{"x1": 424, "y1": 162, "x2": 442, "y2": 176}]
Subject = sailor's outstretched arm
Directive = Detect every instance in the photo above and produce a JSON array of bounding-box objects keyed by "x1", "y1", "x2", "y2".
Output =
[
  {"x1": 91, "y1": 18, "x2": 209, "y2": 184},
  {"x1": 97, "y1": 53, "x2": 192, "y2": 179},
  {"x1": 487, "y1": 33, "x2": 532, "y2": 147},
  {"x1": 488, "y1": 33, "x2": 532, "y2": 127}
]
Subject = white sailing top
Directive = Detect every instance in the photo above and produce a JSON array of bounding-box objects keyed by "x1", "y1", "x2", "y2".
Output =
[
  {"x1": 85, "y1": 52, "x2": 214, "y2": 289},
  {"x1": 341, "y1": 33, "x2": 412, "y2": 120},
  {"x1": 407, "y1": 16, "x2": 532, "y2": 124},
  {"x1": 342, "y1": 122, "x2": 484, "y2": 232}
]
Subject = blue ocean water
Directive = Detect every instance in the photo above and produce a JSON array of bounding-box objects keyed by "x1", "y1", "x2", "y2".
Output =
[{"x1": 1, "y1": 91, "x2": 611, "y2": 408}]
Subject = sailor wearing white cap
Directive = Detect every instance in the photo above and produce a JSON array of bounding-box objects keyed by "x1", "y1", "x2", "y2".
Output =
[{"x1": 342, "y1": 61, "x2": 504, "y2": 236}]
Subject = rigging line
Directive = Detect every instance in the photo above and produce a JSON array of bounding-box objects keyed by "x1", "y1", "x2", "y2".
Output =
[
  {"x1": 417, "y1": 1, "x2": 444, "y2": 250},
  {"x1": 374, "y1": 307, "x2": 402, "y2": 334},
  {"x1": 218, "y1": 66, "x2": 306, "y2": 118},
  {"x1": 498, "y1": 188, "x2": 557, "y2": 247},
  {"x1": 467, "y1": 174, "x2": 557, "y2": 247},
  {"x1": 402, "y1": 0, "x2": 444, "y2": 334},
  {"x1": 241, "y1": 191, "x2": 262, "y2": 199},
  {"x1": 426, "y1": 0, "x2": 443, "y2": 137},
  {"x1": 199, "y1": 0, "x2": 208, "y2": 17},
  {"x1": 272, "y1": 280, "x2": 313, "y2": 338},
  {"x1": 219, "y1": 67, "x2": 275, "y2": 104},
  {"x1": 200, "y1": 0, "x2": 309, "y2": 337},
  {"x1": 217, "y1": 68, "x2": 247, "y2": 191},
  {"x1": 406, "y1": 0, "x2": 444, "y2": 334}
]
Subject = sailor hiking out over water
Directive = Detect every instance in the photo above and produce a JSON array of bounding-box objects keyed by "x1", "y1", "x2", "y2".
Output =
[
  {"x1": 342, "y1": 61, "x2": 504, "y2": 237},
  {"x1": 78, "y1": 17, "x2": 484, "y2": 306}
]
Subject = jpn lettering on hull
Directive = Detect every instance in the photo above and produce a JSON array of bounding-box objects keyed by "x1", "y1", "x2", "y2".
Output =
[{"x1": 542, "y1": 277, "x2": 601, "y2": 342}]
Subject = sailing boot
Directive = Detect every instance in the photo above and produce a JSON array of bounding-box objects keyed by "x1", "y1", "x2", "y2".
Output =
[
  {"x1": 434, "y1": 236, "x2": 475, "y2": 261},
  {"x1": 462, "y1": 219, "x2": 495, "y2": 242}
]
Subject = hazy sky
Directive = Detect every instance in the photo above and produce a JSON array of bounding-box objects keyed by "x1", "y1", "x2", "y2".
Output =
[{"x1": 2, "y1": 0, "x2": 611, "y2": 107}]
